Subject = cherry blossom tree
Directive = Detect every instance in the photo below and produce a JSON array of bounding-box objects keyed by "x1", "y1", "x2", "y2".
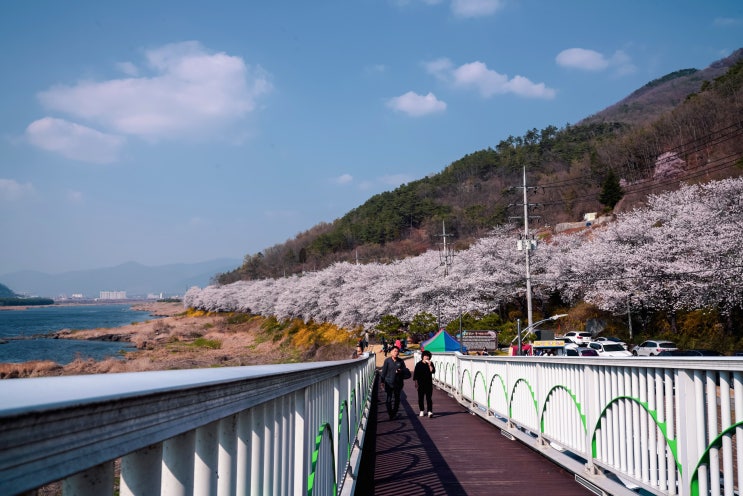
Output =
[{"x1": 184, "y1": 177, "x2": 743, "y2": 335}]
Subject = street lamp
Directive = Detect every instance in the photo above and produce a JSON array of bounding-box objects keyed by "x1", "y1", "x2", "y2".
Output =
[{"x1": 513, "y1": 314, "x2": 568, "y2": 356}]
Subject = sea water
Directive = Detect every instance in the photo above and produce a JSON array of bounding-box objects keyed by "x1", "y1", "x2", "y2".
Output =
[{"x1": 0, "y1": 304, "x2": 154, "y2": 364}]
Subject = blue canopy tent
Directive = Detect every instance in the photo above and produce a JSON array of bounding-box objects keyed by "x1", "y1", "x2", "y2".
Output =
[{"x1": 420, "y1": 329, "x2": 462, "y2": 353}]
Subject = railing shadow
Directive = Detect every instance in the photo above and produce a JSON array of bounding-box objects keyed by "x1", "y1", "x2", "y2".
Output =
[{"x1": 357, "y1": 371, "x2": 468, "y2": 495}]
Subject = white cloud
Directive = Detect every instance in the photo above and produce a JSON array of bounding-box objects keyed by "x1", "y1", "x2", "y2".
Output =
[
  {"x1": 451, "y1": 0, "x2": 504, "y2": 18},
  {"x1": 36, "y1": 41, "x2": 273, "y2": 142},
  {"x1": 556, "y1": 48, "x2": 609, "y2": 71},
  {"x1": 0, "y1": 178, "x2": 34, "y2": 201},
  {"x1": 609, "y1": 50, "x2": 636, "y2": 76},
  {"x1": 556, "y1": 48, "x2": 635, "y2": 75},
  {"x1": 116, "y1": 61, "x2": 139, "y2": 77},
  {"x1": 713, "y1": 17, "x2": 743, "y2": 27},
  {"x1": 25, "y1": 117, "x2": 125, "y2": 164},
  {"x1": 433, "y1": 60, "x2": 555, "y2": 99},
  {"x1": 333, "y1": 173, "x2": 353, "y2": 185},
  {"x1": 387, "y1": 91, "x2": 447, "y2": 116},
  {"x1": 424, "y1": 57, "x2": 454, "y2": 80}
]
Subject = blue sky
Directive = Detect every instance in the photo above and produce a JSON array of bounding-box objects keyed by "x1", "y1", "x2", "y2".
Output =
[{"x1": 1, "y1": 0, "x2": 741, "y2": 275}]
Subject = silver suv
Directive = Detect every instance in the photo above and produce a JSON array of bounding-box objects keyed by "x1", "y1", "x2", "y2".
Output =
[{"x1": 563, "y1": 331, "x2": 593, "y2": 346}]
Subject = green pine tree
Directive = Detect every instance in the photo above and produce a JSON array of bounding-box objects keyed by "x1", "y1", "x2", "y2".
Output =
[{"x1": 599, "y1": 169, "x2": 624, "y2": 209}]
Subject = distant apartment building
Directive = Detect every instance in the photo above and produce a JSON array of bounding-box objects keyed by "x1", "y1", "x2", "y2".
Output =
[{"x1": 99, "y1": 290, "x2": 127, "y2": 300}]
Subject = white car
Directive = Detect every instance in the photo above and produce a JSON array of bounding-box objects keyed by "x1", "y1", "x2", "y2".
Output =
[
  {"x1": 563, "y1": 331, "x2": 593, "y2": 346},
  {"x1": 588, "y1": 342, "x2": 632, "y2": 357},
  {"x1": 594, "y1": 336, "x2": 628, "y2": 350},
  {"x1": 632, "y1": 340, "x2": 678, "y2": 356}
]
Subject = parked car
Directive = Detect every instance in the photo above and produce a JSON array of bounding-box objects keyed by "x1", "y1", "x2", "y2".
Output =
[
  {"x1": 565, "y1": 346, "x2": 599, "y2": 357},
  {"x1": 588, "y1": 342, "x2": 632, "y2": 357},
  {"x1": 632, "y1": 340, "x2": 678, "y2": 356},
  {"x1": 563, "y1": 331, "x2": 593, "y2": 347},
  {"x1": 658, "y1": 349, "x2": 722, "y2": 357},
  {"x1": 594, "y1": 336, "x2": 628, "y2": 350}
]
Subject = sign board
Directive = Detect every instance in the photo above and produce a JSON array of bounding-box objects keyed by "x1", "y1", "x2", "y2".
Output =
[
  {"x1": 462, "y1": 330, "x2": 498, "y2": 351},
  {"x1": 532, "y1": 340, "x2": 565, "y2": 348}
]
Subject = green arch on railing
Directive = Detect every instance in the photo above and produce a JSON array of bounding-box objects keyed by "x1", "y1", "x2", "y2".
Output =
[
  {"x1": 432, "y1": 359, "x2": 442, "y2": 382},
  {"x1": 509, "y1": 378, "x2": 538, "y2": 418},
  {"x1": 540, "y1": 385, "x2": 586, "y2": 433},
  {"x1": 445, "y1": 362, "x2": 456, "y2": 388},
  {"x1": 460, "y1": 368, "x2": 473, "y2": 396},
  {"x1": 338, "y1": 399, "x2": 351, "y2": 458},
  {"x1": 590, "y1": 395, "x2": 680, "y2": 474},
  {"x1": 307, "y1": 422, "x2": 336, "y2": 496},
  {"x1": 351, "y1": 387, "x2": 360, "y2": 425},
  {"x1": 472, "y1": 370, "x2": 489, "y2": 406},
  {"x1": 487, "y1": 373, "x2": 509, "y2": 412},
  {"x1": 689, "y1": 420, "x2": 743, "y2": 496}
]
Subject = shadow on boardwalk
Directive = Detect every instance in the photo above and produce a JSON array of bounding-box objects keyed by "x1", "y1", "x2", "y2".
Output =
[{"x1": 356, "y1": 359, "x2": 593, "y2": 495}]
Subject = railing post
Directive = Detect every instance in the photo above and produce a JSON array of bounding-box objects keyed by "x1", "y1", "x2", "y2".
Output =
[
  {"x1": 236, "y1": 410, "x2": 251, "y2": 493},
  {"x1": 162, "y1": 430, "x2": 195, "y2": 496},
  {"x1": 218, "y1": 414, "x2": 237, "y2": 496},
  {"x1": 293, "y1": 388, "x2": 307, "y2": 496},
  {"x1": 194, "y1": 420, "x2": 219, "y2": 495},
  {"x1": 333, "y1": 374, "x2": 341, "y2": 484},
  {"x1": 676, "y1": 368, "x2": 701, "y2": 496},
  {"x1": 583, "y1": 364, "x2": 597, "y2": 474},
  {"x1": 120, "y1": 443, "x2": 163, "y2": 496},
  {"x1": 63, "y1": 460, "x2": 114, "y2": 496},
  {"x1": 250, "y1": 403, "x2": 265, "y2": 495}
]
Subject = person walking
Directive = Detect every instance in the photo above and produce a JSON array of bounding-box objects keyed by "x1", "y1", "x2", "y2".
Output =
[
  {"x1": 413, "y1": 350, "x2": 436, "y2": 418},
  {"x1": 379, "y1": 346, "x2": 408, "y2": 420}
]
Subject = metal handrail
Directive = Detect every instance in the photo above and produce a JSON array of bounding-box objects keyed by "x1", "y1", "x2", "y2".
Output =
[
  {"x1": 421, "y1": 352, "x2": 743, "y2": 496},
  {"x1": 0, "y1": 355, "x2": 376, "y2": 496}
]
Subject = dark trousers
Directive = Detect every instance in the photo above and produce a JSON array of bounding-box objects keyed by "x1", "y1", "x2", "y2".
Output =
[
  {"x1": 417, "y1": 386, "x2": 433, "y2": 413},
  {"x1": 385, "y1": 383, "x2": 401, "y2": 417}
]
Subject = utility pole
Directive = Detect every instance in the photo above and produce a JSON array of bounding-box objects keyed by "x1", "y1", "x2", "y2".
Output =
[
  {"x1": 510, "y1": 167, "x2": 540, "y2": 333},
  {"x1": 438, "y1": 220, "x2": 454, "y2": 276},
  {"x1": 435, "y1": 220, "x2": 454, "y2": 332}
]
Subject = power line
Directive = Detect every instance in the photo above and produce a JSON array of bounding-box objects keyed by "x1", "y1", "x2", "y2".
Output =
[
  {"x1": 535, "y1": 263, "x2": 743, "y2": 285},
  {"x1": 533, "y1": 149, "x2": 743, "y2": 210},
  {"x1": 537, "y1": 123, "x2": 743, "y2": 192}
]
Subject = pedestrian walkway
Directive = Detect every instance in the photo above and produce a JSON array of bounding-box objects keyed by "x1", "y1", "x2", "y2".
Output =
[{"x1": 356, "y1": 359, "x2": 593, "y2": 495}]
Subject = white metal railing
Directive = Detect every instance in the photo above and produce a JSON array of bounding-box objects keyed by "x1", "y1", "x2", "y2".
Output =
[
  {"x1": 420, "y1": 352, "x2": 743, "y2": 496},
  {"x1": 0, "y1": 354, "x2": 376, "y2": 496}
]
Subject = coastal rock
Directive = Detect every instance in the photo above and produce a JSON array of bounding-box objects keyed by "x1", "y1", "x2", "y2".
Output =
[{"x1": 90, "y1": 334, "x2": 130, "y2": 342}]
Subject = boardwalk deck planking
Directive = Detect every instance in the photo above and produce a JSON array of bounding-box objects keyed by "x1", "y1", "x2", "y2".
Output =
[{"x1": 356, "y1": 359, "x2": 594, "y2": 495}]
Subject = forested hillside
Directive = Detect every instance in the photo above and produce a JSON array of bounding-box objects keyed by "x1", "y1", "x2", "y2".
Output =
[
  {"x1": 218, "y1": 49, "x2": 743, "y2": 284},
  {"x1": 0, "y1": 282, "x2": 53, "y2": 306},
  {"x1": 0, "y1": 283, "x2": 16, "y2": 298}
]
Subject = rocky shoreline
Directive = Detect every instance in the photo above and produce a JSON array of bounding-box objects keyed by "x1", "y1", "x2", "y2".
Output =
[{"x1": 0, "y1": 301, "x2": 356, "y2": 379}]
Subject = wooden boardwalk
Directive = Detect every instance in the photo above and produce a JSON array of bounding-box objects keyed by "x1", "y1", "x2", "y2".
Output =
[{"x1": 356, "y1": 358, "x2": 593, "y2": 495}]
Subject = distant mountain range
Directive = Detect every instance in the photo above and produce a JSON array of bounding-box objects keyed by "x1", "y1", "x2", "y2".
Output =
[{"x1": 0, "y1": 259, "x2": 241, "y2": 299}]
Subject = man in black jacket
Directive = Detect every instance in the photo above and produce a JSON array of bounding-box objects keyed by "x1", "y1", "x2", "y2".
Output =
[
  {"x1": 413, "y1": 350, "x2": 436, "y2": 417},
  {"x1": 379, "y1": 346, "x2": 407, "y2": 419}
]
